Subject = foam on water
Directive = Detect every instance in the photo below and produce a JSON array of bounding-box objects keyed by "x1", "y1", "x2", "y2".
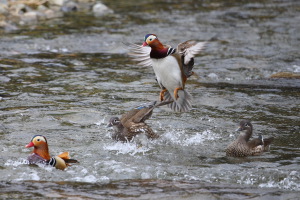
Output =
[
  {"x1": 95, "y1": 117, "x2": 107, "y2": 126},
  {"x1": 293, "y1": 65, "x2": 300, "y2": 72},
  {"x1": 4, "y1": 158, "x2": 29, "y2": 167},
  {"x1": 15, "y1": 170, "x2": 41, "y2": 181},
  {"x1": 259, "y1": 171, "x2": 300, "y2": 191},
  {"x1": 103, "y1": 141, "x2": 151, "y2": 155},
  {"x1": 161, "y1": 129, "x2": 220, "y2": 146},
  {"x1": 183, "y1": 130, "x2": 220, "y2": 146},
  {"x1": 71, "y1": 174, "x2": 98, "y2": 183}
]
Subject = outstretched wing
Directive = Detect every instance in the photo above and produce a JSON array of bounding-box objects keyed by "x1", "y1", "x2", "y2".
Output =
[
  {"x1": 124, "y1": 42, "x2": 152, "y2": 67},
  {"x1": 130, "y1": 100, "x2": 174, "y2": 123},
  {"x1": 177, "y1": 40, "x2": 206, "y2": 65}
]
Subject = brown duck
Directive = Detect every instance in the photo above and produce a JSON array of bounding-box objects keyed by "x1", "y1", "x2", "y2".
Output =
[
  {"x1": 226, "y1": 120, "x2": 274, "y2": 157},
  {"x1": 108, "y1": 101, "x2": 171, "y2": 142}
]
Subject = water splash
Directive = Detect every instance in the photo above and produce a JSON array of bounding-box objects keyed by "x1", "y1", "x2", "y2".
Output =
[
  {"x1": 259, "y1": 171, "x2": 300, "y2": 191},
  {"x1": 103, "y1": 141, "x2": 151, "y2": 155},
  {"x1": 16, "y1": 170, "x2": 41, "y2": 181},
  {"x1": 4, "y1": 158, "x2": 29, "y2": 167},
  {"x1": 161, "y1": 129, "x2": 220, "y2": 146},
  {"x1": 183, "y1": 130, "x2": 220, "y2": 146}
]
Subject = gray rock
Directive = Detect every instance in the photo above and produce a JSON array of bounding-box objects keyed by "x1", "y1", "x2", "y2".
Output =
[
  {"x1": 0, "y1": 3, "x2": 8, "y2": 15},
  {"x1": 10, "y1": 3, "x2": 27, "y2": 15},
  {"x1": 62, "y1": 1, "x2": 78, "y2": 12},
  {"x1": 50, "y1": 0, "x2": 65, "y2": 6},
  {"x1": 37, "y1": 5, "x2": 48, "y2": 12},
  {"x1": 21, "y1": 11, "x2": 38, "y2": 24},
  {"x1": 0, "y1": 19, "x2": 6, "y2": 28},
  {"x1": 92, "y1": 3, "x2": 113, "y2": 17},
  {"x1": 44, "y1": 9, "x2": 63, "y2": 19}
]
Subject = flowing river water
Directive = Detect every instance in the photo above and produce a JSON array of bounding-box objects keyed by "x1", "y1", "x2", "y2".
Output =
[{"x1": 0, "y1": 0, "x2": 299, "y2": 199}]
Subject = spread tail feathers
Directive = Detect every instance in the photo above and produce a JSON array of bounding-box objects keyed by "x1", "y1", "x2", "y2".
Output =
[
  {"x1": 57, "y1": 152, "x2": 79, "y2": 164},
  {"x1": 57, "y1": 152, "x2": 70, "y2": 160},
  {"x1": 163, "y1": 90, "x2": 192, "y2": 112},
  {"x1": 65, "y1": 159, "x2": 79, "y2": 164},
  {"x1": 263, "y1": 137, "x2": 274, "y2": 151}
]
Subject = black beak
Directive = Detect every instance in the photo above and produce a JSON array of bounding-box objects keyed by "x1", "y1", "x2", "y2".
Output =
[
  {"x1": 107, "y1": 123, "x2": 113, "y2": 128},
  {"x1": 235, "y1": 127, "x2": 242, "y2": 131}
]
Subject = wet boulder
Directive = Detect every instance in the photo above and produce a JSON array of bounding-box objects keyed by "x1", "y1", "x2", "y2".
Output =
[{"x1": 92, "y1": 2, "x2": 113, "y2": 17}]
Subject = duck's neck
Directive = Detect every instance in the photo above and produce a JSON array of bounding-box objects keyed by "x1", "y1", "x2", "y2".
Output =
[
  {"x1": 113, "y1": 123, "x2": 124, "y2": 133},
  {"x1": 112, "y1": 123, "x2": 126, "y2": 140},
  {"x1": 239, "y1": 128, "x2": 252, "y2": 142},
  {"x1": 34, "y1": 146, "x2": 51, "y2": 160},
  {"x1": 149, "y1": 40, "x2": 170, "y2": 59}
]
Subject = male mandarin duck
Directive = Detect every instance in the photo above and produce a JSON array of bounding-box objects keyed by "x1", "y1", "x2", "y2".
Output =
[
  {"x1": 108, "y1": 101, "x2": 172, "y2": 142},
  {"x1": 127, "y1": 34, "x2": 206, "y2": 112},
  {"x1": 25, "y1": 135, "x2": 78, "y2": 170},
  {"x1": 226, "y1": 120, "x2": 274, "y2": 157}
]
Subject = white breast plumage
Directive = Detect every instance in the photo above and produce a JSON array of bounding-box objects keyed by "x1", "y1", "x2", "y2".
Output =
[{"x1": 151, "y1": 56, "x2": 182, "y2": 93}]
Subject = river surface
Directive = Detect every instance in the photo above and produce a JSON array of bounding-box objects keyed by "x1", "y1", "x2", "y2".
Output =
[{"x1": 0, "y1": 0, "x2": 300, "y2": 199}]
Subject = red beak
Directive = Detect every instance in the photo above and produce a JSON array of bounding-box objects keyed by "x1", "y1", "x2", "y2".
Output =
[
  {"x1": 142, "y1": 42, "x2": 148, "y2": 47},
  {"x1": 25, "y1": 141, "x2": 34, "y2": 148}
]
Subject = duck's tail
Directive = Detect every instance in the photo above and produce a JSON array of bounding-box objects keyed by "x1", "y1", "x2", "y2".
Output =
[
  {"x1": 263, "y1": 136, "x2": 274, "y2": 151},
  {"x1": 57, "y1": 152, "x2": 79, "y2": 165},
  {"x1": 164, "y1": 90, "x2": 192, "y2": 112}
]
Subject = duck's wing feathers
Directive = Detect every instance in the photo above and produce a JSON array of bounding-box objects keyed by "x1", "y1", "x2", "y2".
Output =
[
  {"x1": 247, "y1": 138, "x2": 263, "y2": 149},
  {"x1": 124, "y1": 42, "x2": 152, "y2": 67},
  {"x1": 120, "y1": 109, "x2": 140, "y2": 125},
  {"x1": 177, "y1": 40, "x2": 206, "y2": 65},
  {"x1": 127, "y1": 122, "x2": 159, "y2": 139},
  {"x1": 27, "y1": 153, "x2": 48, "y2": 165},
  {"x1": 130, "y1": 101, "x2": 173, "y2": 123},
  {"x1": 121, "y1": 101, "x2": 156, "y2": 125}
]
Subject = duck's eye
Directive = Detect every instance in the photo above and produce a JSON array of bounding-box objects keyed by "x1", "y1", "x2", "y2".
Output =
[
  {"x1": 37, "y1": 139, "x2": 40, "y2": 142},
  {"x1": 147, "y1": 35, "x2": 156, "y2": 42},
  {"x1": 245, "y1": 124, "x2": 249, "y2": 127}
]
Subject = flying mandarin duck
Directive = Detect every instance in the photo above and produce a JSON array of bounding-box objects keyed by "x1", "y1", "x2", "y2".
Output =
[{"x1": 127, "y1": 34, "x2": 206, "y2": 112}]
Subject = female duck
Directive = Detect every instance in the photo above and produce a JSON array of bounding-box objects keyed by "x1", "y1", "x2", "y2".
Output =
[{"x1": 226, "y1": 120, "x2": 274, "y2": 157}]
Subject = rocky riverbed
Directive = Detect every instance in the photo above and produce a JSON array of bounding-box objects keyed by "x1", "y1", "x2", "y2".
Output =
[{"x1": 0, "y1": 0, "x2": 113, "y2": 31}]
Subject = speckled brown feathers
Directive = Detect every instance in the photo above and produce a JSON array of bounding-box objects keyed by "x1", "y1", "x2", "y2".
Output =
[
  {"x1": 108, "y1": 101, "x2": 172, "y2": 142},
  {"x1": 226, "y1": 120, "x2": 274, "y2": 157}
]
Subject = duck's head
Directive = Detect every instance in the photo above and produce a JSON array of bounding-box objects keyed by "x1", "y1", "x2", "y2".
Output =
[
  {"x1": 107, "y1": 117, "x2": 121, "y2": 127},
  {"x1": 142, "y1": 34, "x2": 159, "y2": 47},
  {"x1": 236, "y1": 120, "x2": 253, "y2": 132},
  {"x1": 25, "y1": 135, "x2": 48, "y2": 149},
  {"x1": 25, "y1": 135, "x2": 50, "y2": 160}
]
